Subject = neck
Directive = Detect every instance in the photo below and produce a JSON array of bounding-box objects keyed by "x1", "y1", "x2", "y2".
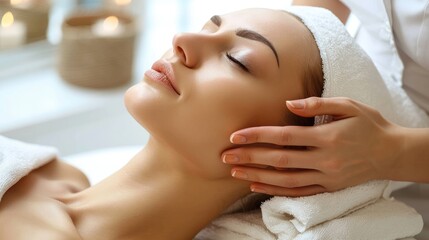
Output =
[{"x1": 66, "y1": 138, "x2": 250, "y2": 240}]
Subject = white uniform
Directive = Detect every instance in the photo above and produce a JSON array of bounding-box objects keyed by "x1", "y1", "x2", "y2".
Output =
[{"x1": 341, "y1": 0, "x2": 429, "y2": 113}]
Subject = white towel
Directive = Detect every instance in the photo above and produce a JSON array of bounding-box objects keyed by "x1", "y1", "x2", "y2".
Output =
[
  {"x1": 198, "y1": 182, "x2": 423, "y2": 240},
  {"x1": 261, "y1": 181, "x2": 423, "y2": 239},
  {"x1": 261, "y1": 181, "x2": 389, "y2": 234},
  {"x1": 0, "y1": 135, "x2": 57, "y2": 201},
  {"x1": 291, "y1": 199, "x2": 423, "y2": 240}
]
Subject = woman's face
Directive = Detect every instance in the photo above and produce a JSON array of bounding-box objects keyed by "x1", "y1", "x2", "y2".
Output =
[{"x1": 125, "y1": 8, "x2": 313, "y2": 178}]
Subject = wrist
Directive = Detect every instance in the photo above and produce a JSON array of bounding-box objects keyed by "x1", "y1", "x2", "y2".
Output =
[
  {"x1": 385, "y1": 124, "x2": 407, "y2": 180},
  {"x1": 388, "y1": 126, "x2": 429, "y2": 182},
  {"x1": 375, "y1": 123, "x2": 404, "y2": 180}
]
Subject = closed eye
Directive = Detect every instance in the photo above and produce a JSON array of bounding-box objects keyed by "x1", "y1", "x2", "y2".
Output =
[{"x1": 226, "y1": 53, "x2": 249, "y2": 72}]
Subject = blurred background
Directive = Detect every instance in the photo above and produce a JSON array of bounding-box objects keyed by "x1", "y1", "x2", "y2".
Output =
[
  {"x1": 0, "y1": 0, "x2": 292, "y2": 155},
  {"x1": 0, "y1": 1, "x2": 427, "y2": 238}
]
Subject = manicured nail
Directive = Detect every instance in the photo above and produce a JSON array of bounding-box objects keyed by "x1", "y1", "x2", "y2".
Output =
[
  {"x1": 287, "y1": 100, "x2": 305, "y2": 109},
  {"x1": 251, "y1": 186, "x2": 266, "y2": 194},
  {"x1": 223, "y1": 154, "x2": 239, "y2": 163},
  {"x1": 230, "y1": 134, "x2": 247, "y2": 143},
  {"x1": 232, "y1": 170, "x2": 248, "y2": 179}
]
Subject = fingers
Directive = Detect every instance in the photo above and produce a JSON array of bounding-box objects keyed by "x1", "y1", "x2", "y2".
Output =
[
  {"x1": 230, "y1": 125, "x2": 324, "y2": 146},
  {"x1": 229, "y1": 97, "x2": 368, "y2": 146},
  {"x1": 286, "y1": 97, "x2": 362, "y2": 118},
  {"x1": 250, "y1": 182, "x2": 326, "y2": 197},
  {"x1": 223, "y1": 147, "x2": 322, "y2": 170},
  {"x1": 230, "y1": 166, "x2": 323, "y2": 190}
]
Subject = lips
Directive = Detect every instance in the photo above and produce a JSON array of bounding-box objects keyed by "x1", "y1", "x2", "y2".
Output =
[{"x1": 145, "y1": 60, "x2": 180, "y2": 95}]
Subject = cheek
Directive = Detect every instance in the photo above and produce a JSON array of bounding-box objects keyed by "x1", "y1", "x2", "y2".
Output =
[{"x1": 189, "y1": 79, "x2": 287, "y2": 136}]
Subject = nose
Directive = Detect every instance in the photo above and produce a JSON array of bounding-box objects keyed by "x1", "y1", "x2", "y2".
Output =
[{"x1": 172, "y1": 32, "x2": 219, "y2": 68}]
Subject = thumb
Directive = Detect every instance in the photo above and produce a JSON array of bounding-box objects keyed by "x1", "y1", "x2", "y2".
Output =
[{"x1": 286, "y1": 97, "x2": 359, "y2": 118}]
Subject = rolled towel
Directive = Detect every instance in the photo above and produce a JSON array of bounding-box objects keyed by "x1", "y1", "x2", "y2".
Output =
[
  {"x1": 292, "y1": 199, "x2": 423, "y2": 240},
  {"x1": 261, "y1": 181, "x2": 389, "y2": 234},
  {"x1": 197, "y1": 192, "x2": 423, "y2": 240},
  {"x1": 261, "y1": 181, "x2": 423, "y2": 239},
  {"x1": 0, "y1": 135, "x2": 57, "y2": 201}
]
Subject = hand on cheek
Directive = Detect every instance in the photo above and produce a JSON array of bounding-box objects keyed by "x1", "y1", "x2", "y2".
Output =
[{"x1": 222, "y1": 97, "x2": 404, "y2": 197}]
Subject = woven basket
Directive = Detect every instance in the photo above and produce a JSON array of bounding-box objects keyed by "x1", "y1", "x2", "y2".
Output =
[{"x1": 58, "y1": 10, "x2": 137, "y2": 89}]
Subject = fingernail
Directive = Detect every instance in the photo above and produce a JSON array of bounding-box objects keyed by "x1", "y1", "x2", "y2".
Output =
[
  {"x1": 251, "y1": 186, "x2": 266, "y2": 194},
  {"x1": 230, "y1": 134, "x2": 247, "y2": 143},
  {"x1": 223, "y1": 154, "x2": 239, "y2": 163},
  {"x1": 232, "y1": 170, "x2": 248, "y2": 179},
  {"x1": 287, "y1": 100, "x2": 305, "y2": 109}
]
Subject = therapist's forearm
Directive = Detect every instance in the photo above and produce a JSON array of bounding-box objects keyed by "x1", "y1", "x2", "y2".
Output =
[
  {"x1": 392, "y1": 127, "x2": 429, "y2": 182},
  {"x1": 292, "y1": 0, "x2": 350, "y2": 24}
]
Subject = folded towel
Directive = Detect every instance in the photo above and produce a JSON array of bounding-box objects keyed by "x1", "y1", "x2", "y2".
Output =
[
  {"x1": 0, "y1": 135, "x2": 57, "y2": 201},
  {"x1": 261, "y1": 181, "x2": 423, "y2": 239},
  {"x1": 261, "y1": 181, "x2": 389, "y2": 234},
  {"x1": 291, "y1": 198, "x2": 423, "y2": 240},
  {"x1": 197, "y1": 196, "x2": 423, "y2": 240}
]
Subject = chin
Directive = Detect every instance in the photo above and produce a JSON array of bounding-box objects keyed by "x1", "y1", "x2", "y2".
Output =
[
  {"x1": 124, "y1": 83, "x2": 144, "y2": 125},
  {"x1": 124, "y1": 82, "x2": 160, "y2": 128},
  {"x1": 124, "y1": 82, "x2": 177, "y2": 140}
]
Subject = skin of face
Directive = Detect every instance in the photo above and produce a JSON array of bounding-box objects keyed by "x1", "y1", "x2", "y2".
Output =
[{"x1": 125, "y1": 8, "x2": 313, "y2": 180}]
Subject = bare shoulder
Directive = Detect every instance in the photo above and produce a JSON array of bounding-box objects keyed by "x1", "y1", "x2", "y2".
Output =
[
  {"x1": 31, "y1": 158, "x2": 91, "y2": 188},
  {"x1": 0, "y1": 159, "x2": 90, "y2": 239}
]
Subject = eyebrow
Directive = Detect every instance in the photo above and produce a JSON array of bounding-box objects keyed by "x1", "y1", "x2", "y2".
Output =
[{"x1": 210, "y1": 15, "x2": 280, "y2": 67}]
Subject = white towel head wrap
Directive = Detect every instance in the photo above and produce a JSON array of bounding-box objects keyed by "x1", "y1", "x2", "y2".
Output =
[{"x1": 285, "y1": 6, "x2": 398, "y2": 125}]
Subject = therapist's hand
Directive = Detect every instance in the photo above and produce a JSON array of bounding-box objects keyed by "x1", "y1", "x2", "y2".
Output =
[{"x1": 222, "y1": 97, "x2": 404, "y2": 197}]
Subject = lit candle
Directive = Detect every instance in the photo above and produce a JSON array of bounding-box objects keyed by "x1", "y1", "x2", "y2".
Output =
[
  {"x1": 91, "y1": 16, "x2": 124, "y2": 37},
  {"x1": 0, "y1": 11, "x2": 26, "y2": 50}
]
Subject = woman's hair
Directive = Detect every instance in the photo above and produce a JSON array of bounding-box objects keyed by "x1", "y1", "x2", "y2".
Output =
[{"x1": 289, "y1": 28, "x2": 324, "y2": 127}]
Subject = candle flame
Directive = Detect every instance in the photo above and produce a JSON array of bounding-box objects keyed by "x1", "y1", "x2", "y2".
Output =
[
  {"x1": 114, "y1": 0, "x2": 132, "y2": 6},
  {"x1": 1, "y1": 12, "x2": 14, "y2": 28},
  {"x1": 103, "y1": 16, "x2": 119, "y2": 31}
]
